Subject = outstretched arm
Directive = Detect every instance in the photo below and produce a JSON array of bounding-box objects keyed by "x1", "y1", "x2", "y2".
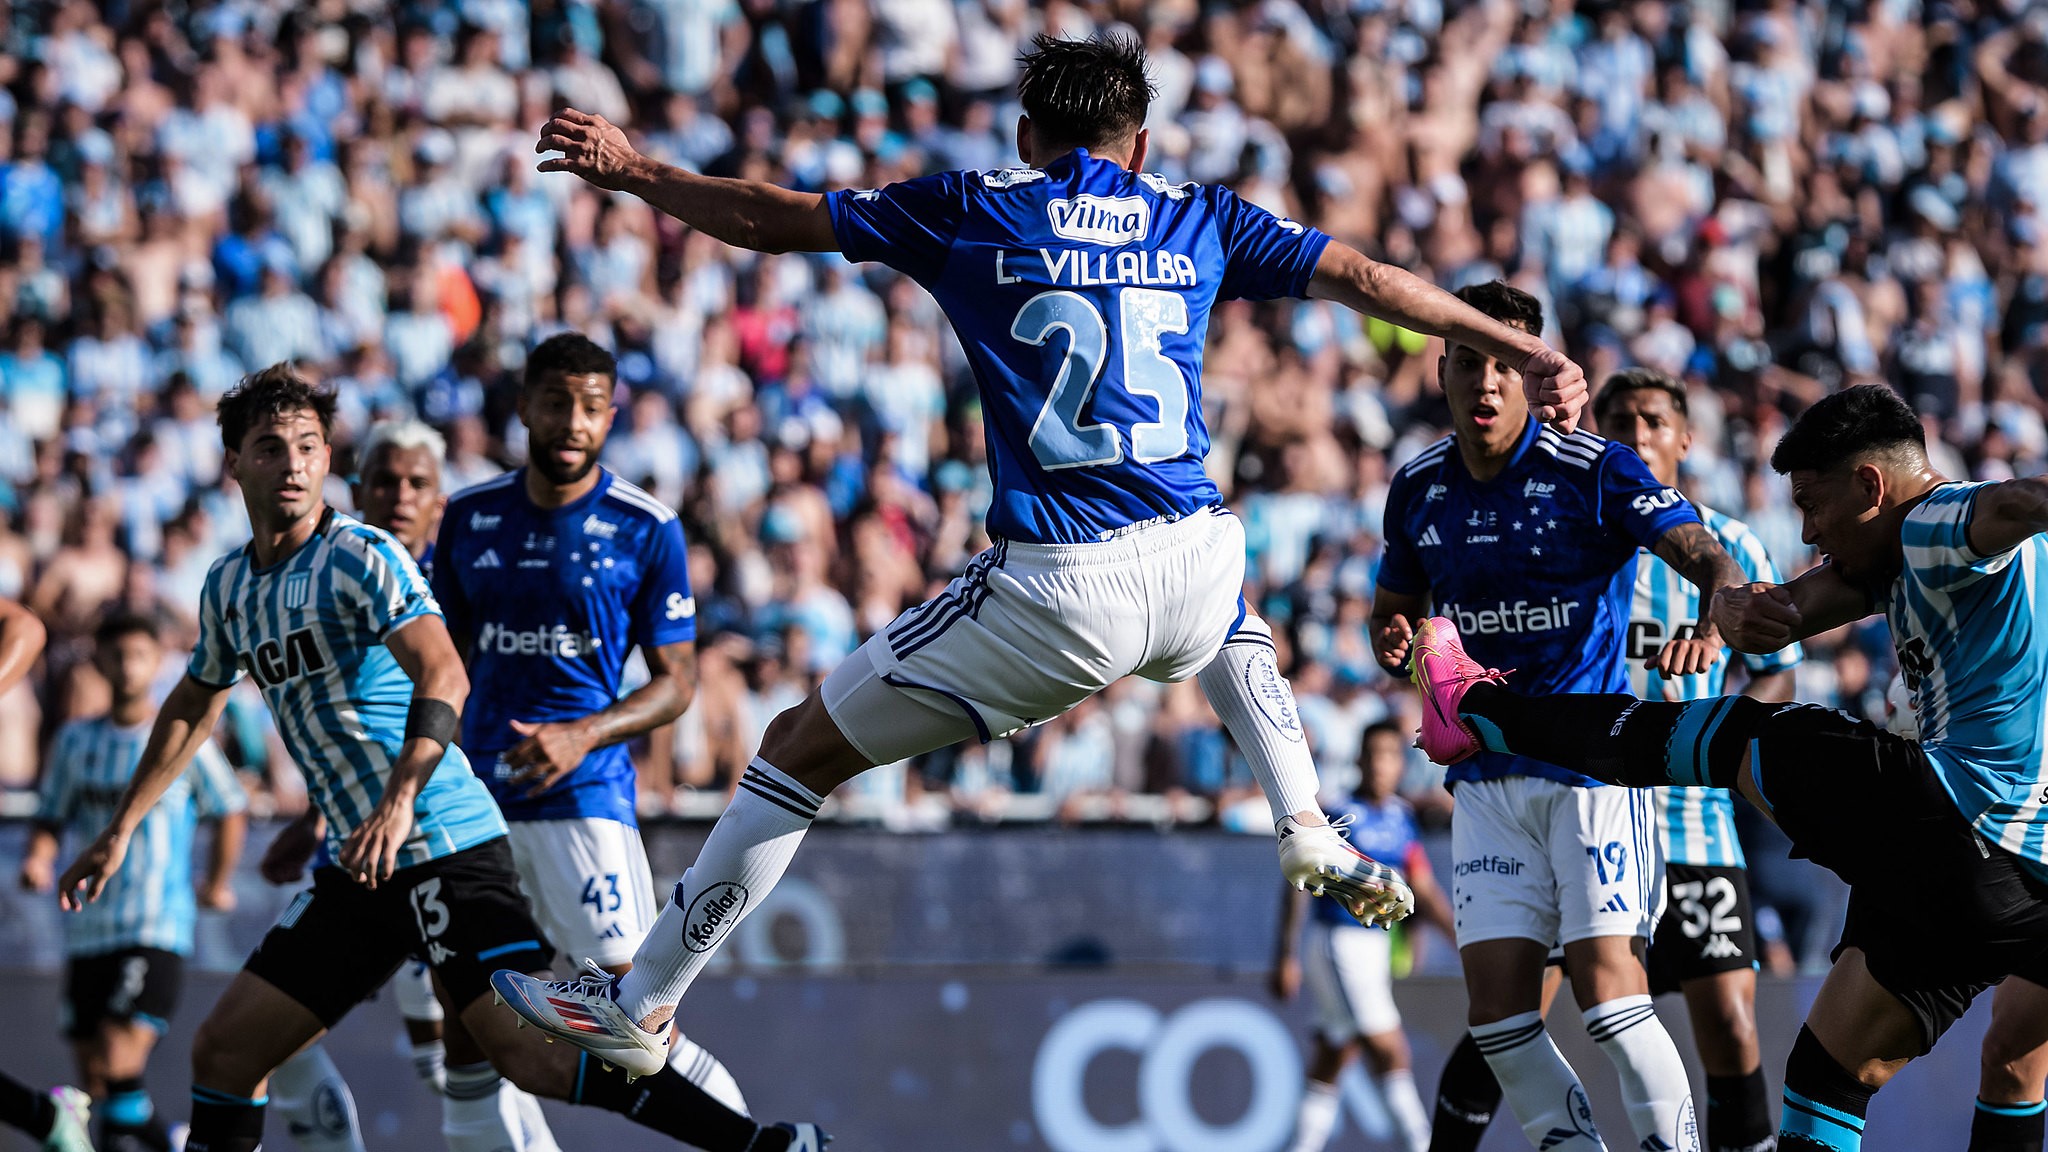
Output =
[
  {"x1": 537, "y1": 108, "x2": 838, "y2": 255},
  {"x1": 1648, "y1": 522, "x2": 1749, "y2": 680},
  {"x1": 1710, "y1": 562, "x2": 1877, "y2": 654},
  {"x1": 1308, "y1": 242, "x2": 1588, "y2": 429},
  {"x1": 1967, "y1": 477, "x2": 2048, "y2": 558}
]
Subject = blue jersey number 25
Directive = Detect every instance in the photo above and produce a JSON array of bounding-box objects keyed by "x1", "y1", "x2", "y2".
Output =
[{"x1": 1012, "y1": 287, "x2": 1192, "y2": 470}]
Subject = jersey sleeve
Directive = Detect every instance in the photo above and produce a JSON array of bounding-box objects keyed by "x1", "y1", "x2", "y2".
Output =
[
  {"x1": 343, "y1": 528, "x2": 441, "y2": 639},
  {"x1": 185, "y1": 741, "x2": 249, "y2": 819},
  {"x1": 1375, "y1": 469, "x2": 1429, "y2": 596},
  {"x1": 34, "y1": 727, "x2": 76, "y2": 828},
  {"x1": 430, "y1": 512, "x2": 471, "y2": 641},
  {"x1": 1902, "y1": 482, "x2": 2015, "y2": 593},
  {"x1": 824, "y1": 171, "x2": 970, "y2": 285},
  {"x1": 187, "y1": 562, "x2": 243, "y2": 689},
  {"x1": 629, "y1": 517, "x2": 697, "y2": 649},
  {"x1": 1211, "y1": 185, "x2": 1332, "y2": 302},
  {"x1": 1597, "y1": 445, "x2": 1701, "y2": 547},
  {"x1": 1722, "y1": 520, "x2": 1804, "y2": 676}
]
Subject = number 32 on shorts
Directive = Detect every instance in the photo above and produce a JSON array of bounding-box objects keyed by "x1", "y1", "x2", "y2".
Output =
[{"x1": 1012, "y1": 287, "x2": 1192, "y2": 469}]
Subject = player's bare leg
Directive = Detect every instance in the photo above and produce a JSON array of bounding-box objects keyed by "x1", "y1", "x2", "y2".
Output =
[
  {"x1": 1290, "y1": 1036, "x2": 1360, "y2": 1152},
  {"x1": 186, "y1": 972, "x2": 329, "y2": 1152},
  {"x1": 1778, "y1": 949, "x2": 1917, "y2": 1151},
  {"x1": 1677, "y1": 967, "x2": 1773, "y2": 1152},
  {"x1": 1198, "y1": 612, "x2": 1413, "y2": 925},
  {"x1": 1460, "y1": 937, "x2": 1604, "y2": 1151},
  {"x1": 1974, "y1": 977, "x2": 2048, "y2": 1152},
  {"x1": 75, "y1": 1017, "x2": 178, "y2": 1151}
]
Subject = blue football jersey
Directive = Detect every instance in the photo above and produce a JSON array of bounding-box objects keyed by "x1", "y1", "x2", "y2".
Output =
[
  {"x1": 1890, "y1": 482, "x2": 2048, "y2": 881},
  {"x1": 1630, "y1": 504, "x2": 1803, "y2": 867},
  {"x1": 189, "y1": 509, "x2": 506, "y2": 868},
  {"x1": 1312, "y1": 795, "x2": 1427, "y2": 928},
  {"x1": 825, "y1": 150, "x2": 1330, "y2": 544},
  {"x1": 433, "y1": 469, "x2": 696, "y2": 826},
  {"x1": 1378, "y1": 421, "x2": 1702, "y2": 786}
]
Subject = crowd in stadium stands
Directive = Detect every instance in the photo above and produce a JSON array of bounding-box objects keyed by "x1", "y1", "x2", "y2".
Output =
[{"x1": 0, "y1": 0, "x2": 2039, "y2": 849}]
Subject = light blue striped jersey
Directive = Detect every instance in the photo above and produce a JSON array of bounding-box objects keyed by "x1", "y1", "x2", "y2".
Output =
[
  {"x1": 189, "y1": 508, "x2": 507, "y2": 868},
  {"x1": 37, "y1": 717, "x2": 245, "y2": 956},
  {"x1": 1630, "y1": 503, "x2": 1803, "y2": 867},
  {"x1": 1890, "y1": 482, "x2": 2048, "y2": 880}
]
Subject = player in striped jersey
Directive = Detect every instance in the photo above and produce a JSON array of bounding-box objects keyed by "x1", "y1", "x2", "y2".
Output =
[
  {"x1": 1598, "y1": 370, "x2": 1798, "y2": 1152},
  {"x1": 0, "y1": 597, "x2": 99, "y2": 1152},
  {"x1": 23, "y1": 611, "x2": 247, "y2": 1152},
  {"x1": 257, "y1": 418, "x2": 560, "y2": 1152},
  {"x1": 1412, "y1": 385, "x2": 2048, "y2": 1151},
  {"x1": 54, "y1": 366, "x2": 825, "y2": 1152}
]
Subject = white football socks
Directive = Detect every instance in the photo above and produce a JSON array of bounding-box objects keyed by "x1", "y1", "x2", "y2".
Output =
[
  {"x1": 1287, "y1": 1080, "x2": 1342, "y2": 1152},
  {"x1": 1583, "y1": 995, "x2": 1701, "y2": 1152},
  {"x1": 671, "y1": 1033, "x2": 750, "y2": 1115},
  {"x1": 1471, "y1": 1014, "x2": 1607, "y2": 1151},
  {"x1": 618, "y1": 758, "x2": 824, "y2": 1024},
  {"x1": 1380, "y1": 1067, "x2": 1432, "y2": 1152},
  {"x1": 268, "y1": 1044, "x2": 366, "y2": 1152},
  {"x1": 444, "y1": 1062, "x2": 554, "y2": 1152},
  {"x1": 1197, "y1": 624, "x2": 1323, "y2": 824}
]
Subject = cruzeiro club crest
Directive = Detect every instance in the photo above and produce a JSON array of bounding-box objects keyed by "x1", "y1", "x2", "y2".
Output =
[{"x1": 1243, "y1": 649, "x2": 1304, "y2": 743}]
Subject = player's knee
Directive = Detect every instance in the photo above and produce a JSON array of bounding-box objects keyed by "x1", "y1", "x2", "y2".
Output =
[
  {"x1": 759, "y1": 694, "x2": 863, "y2": 794},
  {"x1": 1980, "y1": 1027, "x2": 2048, "y2": 1099},
  {"x1": 191, "y1": 1014, "x2": 261, "y2": 1093}
]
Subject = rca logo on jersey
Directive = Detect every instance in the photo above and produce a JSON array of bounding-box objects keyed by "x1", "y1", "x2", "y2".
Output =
[
  {"x1": 1425, "y1": 484, "x2": 1448, "y2": 502},
  {"x1": 1445, "y1": 597, "x2": 1580, "y2": 636},
  {"x1": 243, "y1": 627, "x2": 327, "y2": 688},
  {"x1": 475, "y1": 621, "x2": 599, "y2": 658},
  {"x1": 683, "y1": 882, "x2": 749, "y2": 953},
  {"x1": 1523, "y1": 479, "x2": 1557, "y2": 500},
  {"x1": 469, "y1": 512, "x2": 501, "y2": 531},
  {"x1": 581, "y1": 514, "x2": 619, "y2": 540},
  {"x1": 665, "y1": 593, "x2": 695, "y2": 621},
  {"x1": 1046, "y1": 195, "x2": 1150, "y2": 245},
  {"x1": 1631, "y1": 488, "x2": 1685, "y2": 517}
]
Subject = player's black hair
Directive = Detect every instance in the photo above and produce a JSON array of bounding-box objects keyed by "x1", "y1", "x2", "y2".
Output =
[
  {"x1": 1594, "y1": 367, "x2": 1689, "y2": 425},
  {"x1": 524, "y1": 331, "x2": 617, "y2": 391},
  {"x1": 1360, "y1": 720, "x2": 1406, "y2": 757},
  {"x1": 1016, "y1": 33, "x2": 1155, "y2": 151},
  {"x1": 1452, "y1": 280, "x2": 1545, "y2": 338},
  {"x1": 218, "y1": 363, "x2": 337, "y2": 453},
  {"x1": 1770, "y1": 384, "x2": 1927, "y2": 475},
  {"x1": 93, "y1": 609, "x2": 160, "y2": 649}
]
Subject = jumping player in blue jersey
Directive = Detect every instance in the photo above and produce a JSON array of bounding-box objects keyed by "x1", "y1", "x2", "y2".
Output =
[
  {"x1": 54, "y1": 366, "x2": 825, "y2": 1152},
  {"x1": 434, "y1": 334, "x2": 752, "y2": 1118},
  {"x1": 493, "y1": 33, "x2": 1590, "y2": 1078},
  {"x1": 1411, "y1": 384, "x2": 2048, "y2": 1151},
  {"x1": 1272, "y1": 723, "x2": 1455, "y2": 1152},
  {"x1": 25, "y1": 611, "x2": 248, "y2": 1152},
  {"x1": 1374, "y1": 285, "x2": 1747, "y2": 1152}
]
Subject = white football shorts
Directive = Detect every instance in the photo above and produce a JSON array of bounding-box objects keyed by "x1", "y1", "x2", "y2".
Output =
[
  {"x1": 1449, "y1": 776, "x2": 1665, "y2": 948},
  {"x1": 824, "y1": 507, "x2": 1247, "y2": 766},
  {"x1": 505, "y1": 817, "x2": 658, "y2": 969},
  {"x1": 1304, "y1": 920, "x2": 1402, "y2": 1041}
]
